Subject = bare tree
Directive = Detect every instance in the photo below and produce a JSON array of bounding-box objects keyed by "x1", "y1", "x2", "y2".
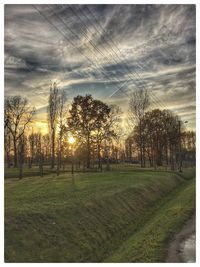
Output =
[
  {"x1": 28, "y1": 129, "x2": 35, "y2": 168},
  {"x1": 129, "y1": 89, "x2": 149, "y2": 167},
  {"x1": 4, "y1": 128, "x2": 12, "y2": 168},
  {"x1": 126, "y1": 109, "x2": 183, "y2": 170},
  {"x1": 18, "y1": 134, "x2": 25, "y2": 179},
  {"x1": 4, "y1": 96, "x2": 35, "y2": 167},
  {"x1": 56, "y1": 90, "x2": 68, "y2": 175},
  {"x1": 95, "y1": 105, "x2": 120, "y2": 170},
  {"x1": 47, "y1": 82, "x2": 59, "y2": 169},
  {"x1": 42, "y1": 134, "x2": 51, "y2": 164},
  {"x1": 37, "y1": 133, "x2": 44, "y2": 177}
]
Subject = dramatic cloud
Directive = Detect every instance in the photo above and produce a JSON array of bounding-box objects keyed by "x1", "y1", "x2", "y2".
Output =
[{"x1": 5, "y1": 4, "x2": 196, "y2": 130}]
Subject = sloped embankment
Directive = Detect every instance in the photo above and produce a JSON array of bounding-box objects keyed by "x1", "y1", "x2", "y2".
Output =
[
  {"x1": 5, "y1": 170, "x2": 195, "y2": 262},
  {"x1": 106, "y1": 177, "x2": 195, "y2": 262}
]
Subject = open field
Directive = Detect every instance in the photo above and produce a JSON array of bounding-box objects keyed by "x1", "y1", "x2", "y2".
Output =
[{"x1": 5, "y1": 166, "x2": 195, "y2": 262}]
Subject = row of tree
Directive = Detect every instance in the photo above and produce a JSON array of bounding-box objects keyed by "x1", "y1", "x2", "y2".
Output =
[
  {"x1": 126, "y1": 89, "x2": 195, "y2": 170},
  {"x1": 4, "y1": 84, "x2": 195, "y2": 178},
  {"x1": 125, "y1": 109, "x2": 195, "y2": 170},
  {"x1": 4, "y1": 85, "x2": 123, "y2": 176},
  {"x1": 47, "y1": 83, "x2": 121, "y2": 172}
]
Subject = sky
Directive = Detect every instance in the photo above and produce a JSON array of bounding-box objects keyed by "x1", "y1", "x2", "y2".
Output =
[{"x1": 4, "y1": 4, "x2": 196, "y2": 132}]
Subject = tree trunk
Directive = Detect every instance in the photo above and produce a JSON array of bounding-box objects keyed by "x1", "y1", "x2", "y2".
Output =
[
  {"x1": 56, "y1": 153, "x2": 60, "y2": 176},
  {"x1": 97, "y1": 143, "x2": 102, "y2": 170},
  {"x1": 19, "y1": 162, "x2": 23, "y2": 180},
  {"x1": 51, "y1": 129, "x2": 55, "y2": 169},
  {"x1": 165, "y1": 145, "x2": 168, "y2": 166},
  {"x1": 18, "y1": 136, "x2": 24, "y2": 179},
  {"x1": 106, "y1": 158, "x2": 110, "y2": 171},
  {"x1": 6, "y1": 149, "x2": 11, "y2": 168},
  {"x1": 39, "y1": 154, "x2": 44, "y2": 177},
  {"x1": 140, "y1": 143, "x2": 143, "y2": 167},
  {"x1": 139, "y1": 120, "x2": 144, "y2": 168},
  {"x1": 28, "y1": 157, "x2": 32, "y2": 168},
  {"x1": 59, "y1": 149, "x2": 62, "y2": 168},
  {"x1": 106, "y1": 142, "x2": 110, "y2": 171},
  {"x1": 147, "y1": 146, "x2": 152, "y2": 167},
  {"x1": 86, "y1": 136, "x2": 90, "y2": 169},
  {"x1": 170, "y1": 144, "x2": 175, "y2": 171},
  {"x1": 13, "y1": 138, "x2": 17, "y2": 168},
  {"x1": 142, "y1": 144, "x2": 146, "y2": 168},
  {"x1": 153, "y1": 146, "x2": 157, "y2": 170}
]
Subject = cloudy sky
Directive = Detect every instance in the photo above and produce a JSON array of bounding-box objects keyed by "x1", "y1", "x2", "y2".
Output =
[{"x1": 5, "y1": 4, "x2": 196, "y2": 131}]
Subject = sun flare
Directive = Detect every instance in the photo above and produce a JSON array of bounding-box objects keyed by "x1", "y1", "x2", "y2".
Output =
[{"x1": 68, "y1": 136, "x2": 75, "y2": 144}]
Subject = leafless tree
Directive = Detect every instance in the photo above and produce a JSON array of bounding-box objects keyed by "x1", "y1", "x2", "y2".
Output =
[
  {"x1": 4, "y1": 96, "x2": 35, "y2": 167},
  {"x1": 126, "y1": 109, "x2": 185, "y2": 170},
  {"x1": 94, "y1": 105, "x2": 120, "y2": 170},
  {"x1": 37, "y1": 133, "x2": 44, "y2": 177},
  {"x1": 4, "y1": 128, "x2": 12, "y2": 168},
  {"x1": 28, "y1": 129, "x2": 35, "y2": 168},
  {"x1": 129, "y1": 89, "x2": 149, "y2": 167},
  {"x1": 42, "y1": 134, "x2": 51, "y2": 162},
  {"x1": 18, "y1": 134, "x2": 26, "y2": 179},
  {"x1": 47, "y1": 82, "x2": 59, "y2": 169},
  {"x1": 56, "y1": 90, "x2": 68, "y2": 175}
]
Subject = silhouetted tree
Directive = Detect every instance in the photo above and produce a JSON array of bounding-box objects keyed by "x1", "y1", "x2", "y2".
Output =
[
  {"x1": 68, "y1": 95, "x2": 118, "y2": 169},
  {"x1": 18, "y1": 134, "x2": 26, "y2": 179},
  {"x1": 56, "y1": 90, "x2": 68, "y2": 175},
  {"x1": 4, "y1": 129, "x2": 12, "y2": 168},
  {"x1": 129, "y1": 89, "x2": 149, "y2": 167},
  {"x1": 126, "y1": 109, "x2": 182, "y2": 170},
  {"x1": 4, "y1": 96, "x2": 35, "y2": 167},
  {"x1": 48, "y1": 82, "x2": 59, "y2": 169},
  {"x1": 94, "y1": 105, "x2": 120, "y2": 170}
]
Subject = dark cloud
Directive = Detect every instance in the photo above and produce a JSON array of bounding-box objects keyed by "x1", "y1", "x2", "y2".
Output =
[{"x1": 4, "y1": 4, "x2": 196, "y2": 130}]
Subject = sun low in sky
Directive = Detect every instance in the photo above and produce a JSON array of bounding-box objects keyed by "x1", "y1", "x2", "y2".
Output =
[
  {"x1": 4, "y1": 4, "x2": 196, "y2": 130},
  {"x1": 68, "y1": 136, "x2": 76, "y2": 144}
]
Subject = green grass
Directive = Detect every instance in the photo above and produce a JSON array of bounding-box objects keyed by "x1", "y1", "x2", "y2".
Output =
[
  {"x1": 5, "y1": 167, "x2": 195, "y2": 262},
  {"x1": 106, "y1": 178, "x2": 195, "y2": 262},
  {"x1": 4, "y1": 165, "x2": 73, "y2": 179}
]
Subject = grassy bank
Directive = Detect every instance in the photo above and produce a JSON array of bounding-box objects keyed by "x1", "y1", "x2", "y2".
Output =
[
  {"x1": 106, "y1": 177, "x2": 195, "y2": 262},
  {"x1": 5, "y1": 168, "x2": 195, "y2": 262}
]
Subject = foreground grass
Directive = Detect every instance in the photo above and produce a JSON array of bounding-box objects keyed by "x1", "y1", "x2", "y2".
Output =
[
  {"x1": 106, "y1": 177, "x2": 195, "y2": 262},
  {"x1": 5, "y1": 167, "x2": 195, "y2": 262}
]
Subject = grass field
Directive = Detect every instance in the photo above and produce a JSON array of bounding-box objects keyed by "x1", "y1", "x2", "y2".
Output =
[
  {"x1": 5, "y1": 166, "x2": 195, "y2": 262},
  {"x1": 4, "y1": 165, "x2": 72, "y2": 179}
]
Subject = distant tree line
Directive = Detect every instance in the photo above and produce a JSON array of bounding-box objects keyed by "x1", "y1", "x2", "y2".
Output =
[
  {"x1": 126, "y1": 90, "x2": 195, "y2": 170},
  {"x1": 4, "y1": 87, "x2": 122, "y2": 178},
  {"x1": 4, "y1": 86, "x2": 195, "y2": 178}
]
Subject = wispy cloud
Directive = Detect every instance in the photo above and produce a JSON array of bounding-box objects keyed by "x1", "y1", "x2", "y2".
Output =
[{"x1": 4, "y1": 4, "x2": 196, "y2": 129}]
